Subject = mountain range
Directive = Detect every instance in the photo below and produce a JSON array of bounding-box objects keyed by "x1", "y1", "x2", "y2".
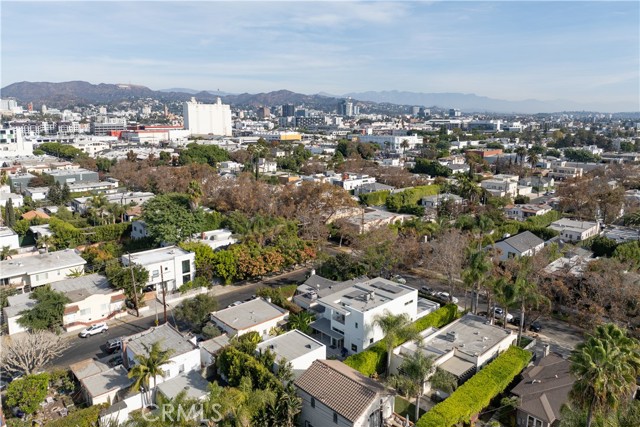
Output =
[{"x1": 0, "y1": 81, "x2": 619, "y2": 114}]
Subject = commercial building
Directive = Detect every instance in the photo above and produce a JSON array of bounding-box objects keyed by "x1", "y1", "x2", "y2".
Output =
[
  {"x1": 0, "y1": 127, "x2": 33, "y2": 156},
  {"x1": 352, "y1": 134, "x2": 422, "y2": 152},
  {"x1": 121, "y1": 246, "x2": 195, "y2": 293},
  {"x1": 183, "y1": 97, "x2": 232, "y2": 136},
  {"x1": 44, "y1": 168, "x2": 99, "y2": 185}
]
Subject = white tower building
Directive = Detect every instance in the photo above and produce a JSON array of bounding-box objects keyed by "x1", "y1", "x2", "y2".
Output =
[{"x1": 183, "y1": 97, "x2": 233, "y2": 136}]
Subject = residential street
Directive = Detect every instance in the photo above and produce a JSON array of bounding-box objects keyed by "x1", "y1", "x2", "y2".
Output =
[{"x1": 51, "y1": 267, "x2": 310, "y2": 368}]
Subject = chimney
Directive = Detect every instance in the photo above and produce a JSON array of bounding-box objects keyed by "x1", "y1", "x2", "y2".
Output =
[{"x1": 543, "y1": 344, "x2": 550, "y2": 357}]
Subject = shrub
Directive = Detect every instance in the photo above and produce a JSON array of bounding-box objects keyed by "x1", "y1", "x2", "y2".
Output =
[
  {"x1": 416, "y1": 346, "x2": 532, "y2": 427},
  {"x1": 45, "y1": 405, "x2": 103, "y2": 427},
  {"x1": 6, "y1": 373, "x2": 51, "y2": 415},
  {"x1": 86, "y1": 223, "x2": 130, "y2": 243},
  {"x1": 217, "y1": 346, "x2": 282, "y2": 391},
  {"x1": 359, "y1": 190, "x2": 391, "y2": 206}
]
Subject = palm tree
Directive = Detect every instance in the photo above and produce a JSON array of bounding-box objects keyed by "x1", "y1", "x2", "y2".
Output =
[
  {"x1": 127, "y1": 341, "x2": 174, "y2": 406},
  {"x1": 512, "y1": 266, "x2": 549, "y2": 346},
  {"x1": 569, "y1": 324, "x2": 640, "y2": 427},
  {"x1": 373, "y1": 311, "x2": 422, "y2": 377},
  {"x1": 462, "y1": 247, "x2": 493, "y2": 314},
  {"x1": 36, "y1": 234, "x2": 55, "y2": 253},
  {"x1": 527, "y1": 149, "x2": 540, "y2": 169},
  {"x1": 515, "y1": 146, "x2": 527, "y2": 165},
  {"x1": 89, "y1": 194, "x2": 109, "y2": 225},
  {"x1": 400, "y1": 139, "x2": 410, "y2": 156},
  {"x1": 187, "y1": 180, "x2": 203, "y2": 211},
  {"x1": 492, "y1": 277, "x2": 517, "y2": 328},
  {"x1": 397, "y1": 350, "x2": 435, "y2": 422},
  {"x1": 288, "y1": 311, "x2": 315, "y2": 334},
  {"x1": 0, "y1": 245, "x2": 18, "y2": 260}
]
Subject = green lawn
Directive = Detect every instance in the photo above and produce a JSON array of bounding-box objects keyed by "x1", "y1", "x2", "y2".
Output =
[{"x1": 395, "y1": 395, "x2": 426, "y2": 423}]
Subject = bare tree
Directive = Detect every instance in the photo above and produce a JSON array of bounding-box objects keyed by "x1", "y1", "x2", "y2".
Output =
[
  {"x1": 1, "y1": 330, "x2": 70, "y2": 375},
  {"x1": 425, "y1": 229, "x2": 469, "y2": 300}
]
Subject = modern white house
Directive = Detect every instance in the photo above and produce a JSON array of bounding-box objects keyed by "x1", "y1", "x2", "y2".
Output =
[
  {"x1": 421, "y1": 193, "x2": 464, "y2": 209},
  {"x1": 295, "y1": 359, "x2": 395, "y2": 427},
  {"x1": 331, "y1": 173, "x2": 377, "y2": 192},
  {"x1": 309, "y1": 278, "x2": 418, "y2": 355},
  {"x1": 549, "y1": 161, "x2": 583, "y2": 180},
  {"x1": 504, "y1": 204, "x2": 552, "y2": 221},
  {"x1": 257, "y1": 330, "x2": 327, "y2": 378},
  {"x1": 0, "y1": 249, "x2": 86, "y2": 291},
  {"x1": 391, "y1": 314, "x2": 516, "y2": 389},
  {"x1": 480, "y1": 174, "x2": 519, "y2": 198},
  {"x1": 209, "y1": 297, "x2": 289, "y2": 338},
  {"x1": 548, "y1": 218, "x2": 600, "y2": 242},
  {"x1": 493, "y1": 231, "x2": 545, "y2": 261},
  {"x1": 3, "y1": 274, "x2": 126, "y2": 335},
  {"x1": 130, "y1": 220, "x2": 149, "y2": 240},
  {"x1": 190, "y1": 228, "x2": 237, "y2": 250},
  {"x1": 121, "y1": 246, "x2": 196, "y2": 293}
]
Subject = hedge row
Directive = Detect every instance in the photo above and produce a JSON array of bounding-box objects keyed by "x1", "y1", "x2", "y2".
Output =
[
  {"x1": 344, "y1": 304, "x2": 459, "y2": 376},
  {"x1": 416, "y1": 346, "x2": 532, "y2": 427},
  {"x1": 359, "y1": 190, "x2": 391, "y2": 206},
  {"x1": 385, "y1": 185, "x2": 440, "y2": 213}
]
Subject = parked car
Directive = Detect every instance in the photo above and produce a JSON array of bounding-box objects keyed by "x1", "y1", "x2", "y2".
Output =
[
  {"x1": 105, "y1": 338, "x2": 122, "y2": 354},
  {"x1": 79, "y1": 323, "x2": 108, "y2": 338},
  {"x1": 529, "y1": 321, "x2": 542, "y2": 332},
  {"x1": 492, "y1": 307, "x2": 514, "y2": 322},
  {"x1": 390, "y1": 275, "x2": 407, "y2": 285},
  {"x1": 436, "y1": 292, "x2": 459, "y2": 304},
  {"x1": 420, "y1": 286, "x2": 435, "y2": 295},
  {"x1": 227, "y1": 301, "x2": 243, "y2": 308}
]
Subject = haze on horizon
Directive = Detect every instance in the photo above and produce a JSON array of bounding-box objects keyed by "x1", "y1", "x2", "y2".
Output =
[{"x1": 1, "y1": 1, "x2": 639, "y2": 112}]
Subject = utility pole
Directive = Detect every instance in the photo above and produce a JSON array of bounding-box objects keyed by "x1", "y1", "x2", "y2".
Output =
[
  {"x1": 128, "y1": 253, "x2": 140, "y2": 317},
  {"x1": 160, "y1": 268, "x2": 167, "y2": 324}
]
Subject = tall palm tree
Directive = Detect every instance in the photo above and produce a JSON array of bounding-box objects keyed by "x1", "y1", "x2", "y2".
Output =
[
  {"x1": 492, "y1": 277, "x2": 517, "y2": 328},
  {"x1": 90, "y1": 194, "x2": 109, "y2": 225},
  {"x1": 462, "y1": 247, "x2": 493, "y2": 314},
  {"x1": 569, "y1": 324, "x2": 640, "y2": 427},
  {"x1": 373, "y1": 311, "x2": 422, "y2": 377},
  {"x1": 512, "y1": 263, "x2": 549, "y2": 346},
  {"x1": 187, "y1": 180, "x2": 203, "y2": 212},
  {"x1": 527, "y1": 149, "x2": 540, "y2": 169},
  {"x1": 397, "y1": 349, "x2": 435, "y2": 422},
  {"x1": 127, "y1": 341, "x2": 174, "y2": 406},
  {"x1": 0, "y1": 245, "x2": 18, "y2": 260},
  {"x1": 515, "y1": 146, "x2": 527, "y2": 165}
]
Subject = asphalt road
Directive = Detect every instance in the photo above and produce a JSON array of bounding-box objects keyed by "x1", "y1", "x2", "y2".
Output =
[{"x1": 52, "y1": 268, "x2": 309, "y2": 368}]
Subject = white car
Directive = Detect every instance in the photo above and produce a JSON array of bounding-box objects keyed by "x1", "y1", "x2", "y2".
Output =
[
  {"x1": 436, "y1": 292, "x2": 459, "y2": 304},
  {"x1": 79, "y1": 323, "x2": 108, "y2": 338},
  {"x1": 493, "y1": 307, "x2": 514, "y2": 322}
]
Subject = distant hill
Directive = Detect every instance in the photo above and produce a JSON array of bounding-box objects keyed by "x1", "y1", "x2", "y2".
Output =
[{"x1": 343, "y1": 90, "x2": 585, "y2": 114}]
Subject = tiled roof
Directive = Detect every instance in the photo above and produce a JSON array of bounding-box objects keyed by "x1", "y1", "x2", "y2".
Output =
[
  {"x1": 294, "y1": 359, "x2": 388, "y2": 422},
  {"x1": 21, "y1": 210, "x2": 50, "y2": 220}
]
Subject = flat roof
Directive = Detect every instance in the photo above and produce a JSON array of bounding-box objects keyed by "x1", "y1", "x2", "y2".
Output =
[
  {"x1": 257, "y1": 330, "x2": 325, "y2": 363},
  {"x1": 156, "y1": 370, "x2": 210, "y2": 401},
  {"x1": 549, "y1": 218, "x2": 598, "y2": 232},
  {"x1": 210, "y1": 297, "x2": 288, "y2": 332},
  {"x1": 318, "y1": 278, "x2": 416, "y2": 313},
  {"x1": 70, "y1": 356, "x2": 113, "y2": 381},
  {"x1": 124, "y1": 246, "x2": 192, "y2": 266},
  {"x1": 81, "y1": 365, "x2": 131, "y2": 398},
  {"x1": 124, "y1": 324, "x2": 196, "y2": 358},
  {"x1": 4, "y1": 292, "x2": 37, "y2": 318},
  {"x1": 398, "y1": 314, "x2": 514, "y2": 360},
  {"x1": 0, "y1": 227, "x2": 17, "y2": 238},
  {"x1": 0, "y1": 249, "x2": 86, "y2": 279},
  {"x1": 51, "y1": 273, "x2": 115, "y2": 303}
]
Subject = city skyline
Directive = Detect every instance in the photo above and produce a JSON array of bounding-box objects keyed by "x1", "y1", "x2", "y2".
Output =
[{"x1": 1, "y1": 1, "x2": 639, "y2": 111}]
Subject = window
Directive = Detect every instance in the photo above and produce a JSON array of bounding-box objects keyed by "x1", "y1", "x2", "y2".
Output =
[
  {"x1": 310, "y1": 397, "x2": 315, "y2": 408},
  {"x1": 333, "y1": 412, "x2": 338, "y2": 424},
  {"x1": 527, "y1": 416, "x2": 542, "y2": 427},
  {"x1": 183, "y1": 273, "x2": 191, "y2": 284},
  {"x1": 178, "y1": 364, "x2": 185, "y2": 374},
  {"x1": 404, "y1": 299, "x2": 414, "y2": 306},
  {"x1": 355, "y1": 322, "x2": 358, "y2": 329},
  {"x1": 152, "y1": 270, "x2": 159, "y2": 278},
  {"x1": 100, "y1": 304, "x2": 107, "y2": 312},
  {"x1": 80, "y1": 308, "x2": 91, "y2": 317},
  {"x1": 370, "y1": 338, "x2": 374, "y2": 344},
  {"x1": 182, "y1": 260, "x2": 191, "y2": 274},
  {"x1": 351, "y1": 344, "x2": 357, "y2": 352}
]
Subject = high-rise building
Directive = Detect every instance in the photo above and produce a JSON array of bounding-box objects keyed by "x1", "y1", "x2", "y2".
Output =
[
  {"x1": 449, "y1": 108, "x2": 461, "y2": 117},
  {"x1": 282, "y1": 104, "x2": 295, "y2": 117},
  {"x1": 256, "y1": 106, "x2": 270, "y2": 120},
  {"x1": 183, "y1": 97, "x2": 232, "y2": 136},
  {"x1": 338, "y1": 98, "x2": 354, "y2": 116}
]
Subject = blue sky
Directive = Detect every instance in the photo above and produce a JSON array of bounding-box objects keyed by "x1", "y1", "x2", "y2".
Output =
[{"x1": 1, "y1": 1, "x2": 639, "y2": 110}]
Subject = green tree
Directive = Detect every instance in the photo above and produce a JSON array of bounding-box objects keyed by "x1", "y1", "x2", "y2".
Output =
[
  {"x1": 128, "y1": 341, "x2": 174, "y2": 406},
  {"x1": 142, "y1": 194, "x2": 205, "y2": 245},
  {"x1": 569, "y1": 324, "x2": 640, "y2": 427},
  {"x1": 17, "y1": 285, "x2": 70, "y2": 331},
  {"x1": 105, "y1": 261, "x2": 149, "y2": 309},
  {"x1": 612, "y1": 241, "x2": 640, "y2": 270},
  {"x1": 287, "y1": 311, "x2": 315, "y2": 334},
  {"x1": 36, "y1": 234, "x2": 56, "y2": 253},
  {"x1": 6, "y1": 373, "x2": 51, "y2": 415},
  {"x1": 374, "y1": 311, "x2": 422, "y2": 377},
  {"x1": 174, "y1": 293, "x2": 218, "y2": 333},
  {"x1": 5, "y1": 196, "x2": 16, "y2": 227},
  {"x1": 187, "y1": 180, "x2": 203, "y2": 211},
  {"x1": 462, "y1": 247, "x2": 492, "y2": 314}
]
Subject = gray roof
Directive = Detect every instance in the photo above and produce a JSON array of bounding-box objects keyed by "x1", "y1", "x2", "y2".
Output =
[
  {"x1": 257, "y1": 330, "x2": 325, "y2": 363},
  {"x1": 70, "y1": 357, "x2": 114, "y2": 381},
  {"x1": 0, "y1": 249, "x2": 86, "y2": 279},
  {"x1": 511, "y1": 354, "x2": 574, "y2": 423},
  {"x1": 295, "y1": 360, "x2": 388, "y2": 422},
  {"x1": 156, "y1": 370, "x2": 210, "y2": 401},
  {"x1": 318, "y1": 278, "x2": 416, "y2": 313},
  {"x1": 124, "y1": 245, "x2": 192, "y2": 266},
  {"x1": 199, "y1": 334, "x2": 230, "y2": 355},
  {"x1": 210, "y1": 297, "x2": 288, "y2": 332},
  {"x1": 52, "y1": 274, "x2": 114, "y2": 303},
  {"x1": 4, "y1": 292, "x2": 37, "y2": 318},
  {"x1": 499, "y1": 231, "x2": 544, "y2": 253},
  {"x1": 125, "y1": 324, "x2": 196, "y2": 358},
  {"x1": 81, "y1": 365, "x2": 131, "y2": 398}
]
